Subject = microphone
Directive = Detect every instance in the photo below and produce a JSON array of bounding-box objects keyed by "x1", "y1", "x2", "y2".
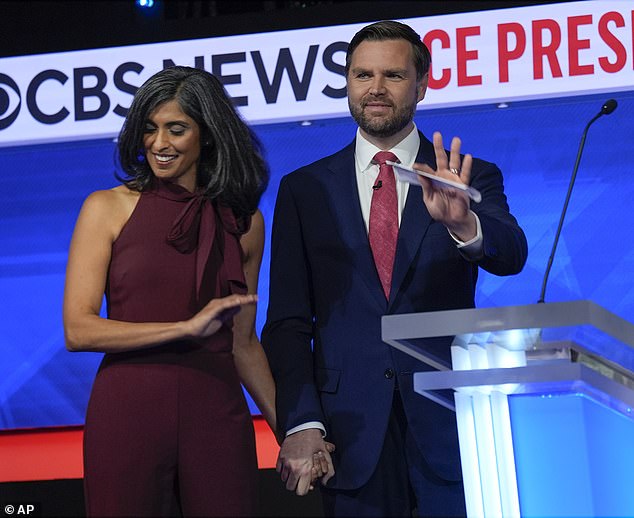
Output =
[
  {"x1": 601, "y1": 98, "x2": 617, "y2": 115},
  {"x1": 372, "y1": 180, "x2": 383, "y2": 190},
  {"x1": 537, "y1": 99, "x2": 617, "y2": 303}
]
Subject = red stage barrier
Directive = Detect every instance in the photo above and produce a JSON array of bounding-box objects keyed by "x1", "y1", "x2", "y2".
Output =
[{"x1": 0, "y1": 417, "x2": 279, "y2": 483}]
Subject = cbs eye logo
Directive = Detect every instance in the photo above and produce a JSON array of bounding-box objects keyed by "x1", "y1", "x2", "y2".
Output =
[{"x1": 0, "y1": 73, "x2": 21, "y2": 130}]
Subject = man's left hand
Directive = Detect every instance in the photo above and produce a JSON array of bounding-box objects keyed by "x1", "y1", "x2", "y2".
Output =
[{"x1": 414, "y1": 131, "x2": 477, "y2": 242}]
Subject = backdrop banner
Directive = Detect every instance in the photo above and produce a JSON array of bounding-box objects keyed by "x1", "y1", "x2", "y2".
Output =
[{"x1": 0, "y1": 1, "x2": 632, "y2": 147}]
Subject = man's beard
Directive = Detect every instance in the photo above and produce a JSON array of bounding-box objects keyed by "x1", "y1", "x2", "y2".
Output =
[{"x1": 349, "y1": 96, "x2": 417, "y2": 138}]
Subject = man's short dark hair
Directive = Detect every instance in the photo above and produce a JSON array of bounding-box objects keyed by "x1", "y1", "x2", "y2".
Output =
[{"x1": 345, "y1": 20, "x2": 431, "y2": 81}]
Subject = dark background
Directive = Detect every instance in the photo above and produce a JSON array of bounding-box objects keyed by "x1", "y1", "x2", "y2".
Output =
[{"x1": 1, "y1": 0, "x2": 577, "y2": 57}]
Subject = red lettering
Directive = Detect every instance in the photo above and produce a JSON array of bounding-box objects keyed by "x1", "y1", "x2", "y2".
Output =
[
  {"x1": 598, "y1": 11, "x2": 626, "y2": 73},
  {"x1": 568, "y1": 15, "x2": 594, "y2": 76},
  {"x1": 456, "y1": 26, "x2": 482, "y2": 86},
  {"x1": 532, "y1": 19, "x2": 563, "y2": 79},
  {"x1": 423, "y1": 30, "x2": 451, "y2": 89},
  {"x1": 498, "y1": 22, "x2": 526, "y2": 83}
]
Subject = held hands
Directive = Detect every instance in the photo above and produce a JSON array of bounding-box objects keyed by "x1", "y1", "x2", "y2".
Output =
[
  {"x1": 276, "y1": 428, "x2": 336, "y2": 496},
  {"x1": 184, "y1": 294, "x2": 258, "y2": 339},
  {"x1": 414, "y1": 131, "x2": 477, "y2": 242},
  {"x1": 309, "y1": 442, "x2": 336, "y2": 491}
]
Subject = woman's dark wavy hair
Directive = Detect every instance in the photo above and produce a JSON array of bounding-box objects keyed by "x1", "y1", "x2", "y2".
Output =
[
  {"x1": 345, "y1": 20, "x2": 431, "y2": 81},
  {"x1": 116, "y1": 66, "x2": 269, "y2": 219}
]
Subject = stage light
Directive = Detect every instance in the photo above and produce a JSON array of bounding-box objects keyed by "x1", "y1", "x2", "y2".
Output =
[{"x1": 136, "y1": 0, "x2": 155, "y2": 9}]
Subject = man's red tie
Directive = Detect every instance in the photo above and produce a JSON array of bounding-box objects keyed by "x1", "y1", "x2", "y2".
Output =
[{"x1": 369, "y1": 151, "x2": 399, "y2": 299}]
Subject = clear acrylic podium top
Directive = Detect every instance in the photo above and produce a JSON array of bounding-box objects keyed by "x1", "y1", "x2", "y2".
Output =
[{"x1": 382, "y1": 300, "x2": 634, "y2": 415}]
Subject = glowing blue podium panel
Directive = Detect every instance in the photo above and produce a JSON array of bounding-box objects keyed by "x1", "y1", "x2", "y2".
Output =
[
  {"x1": 510, "y1": 392, "x2": 634, "y2": 517},
  {"x1": 382, "y1": 301, "x2": 634, "y2": 518}
]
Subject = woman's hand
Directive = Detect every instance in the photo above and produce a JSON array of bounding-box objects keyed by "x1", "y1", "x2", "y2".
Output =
[
  {"x1": 184, "y1": 294, "x2": 258, "y2": 339},
  {"x1": 309, "y1": 441, "x2": 336, "y2": 490}
]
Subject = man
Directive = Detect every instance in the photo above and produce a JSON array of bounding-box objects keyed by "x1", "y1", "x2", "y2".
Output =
[{"x1": 262, "y1": 20, "x2": 528, "y2": 517}]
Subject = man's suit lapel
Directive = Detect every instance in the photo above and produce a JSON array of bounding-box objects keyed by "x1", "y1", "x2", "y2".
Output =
[
  {"x1": 325, "y1": 142, "x2": 388, "y2": 310},
  {"x1": 388, "y1": 133, "x2": 437, "y2": 307},
  {"x1": 324, "y1": 132, "x2": 438, "y2": 310}
]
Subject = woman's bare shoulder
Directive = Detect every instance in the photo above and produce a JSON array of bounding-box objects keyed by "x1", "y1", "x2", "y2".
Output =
[
  {"x1": 79, "y1": 185, "x2": 141, "y2": 237},
  {"x1": 83, "y1": 185, "x2": 139, "y2": 210}
]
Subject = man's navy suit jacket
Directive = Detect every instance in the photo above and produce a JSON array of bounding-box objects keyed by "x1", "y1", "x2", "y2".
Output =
[{"x1": 262, "y1": 131, "x2": 528, "y2": 490}]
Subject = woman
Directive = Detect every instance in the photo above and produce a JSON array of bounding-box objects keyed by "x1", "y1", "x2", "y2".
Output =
[{"x1": 64, "y1": 66, "x2": 285, "y2": 516}]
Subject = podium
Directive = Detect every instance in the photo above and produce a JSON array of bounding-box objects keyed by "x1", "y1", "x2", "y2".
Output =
[{"x1": 382, "y1": 300, "x2": 634, "y2": 518}]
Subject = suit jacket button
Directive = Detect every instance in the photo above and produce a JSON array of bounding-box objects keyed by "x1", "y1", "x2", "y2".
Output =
[{"x1": 384, "y1": 368, "x2": 394, "y2": 379}]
